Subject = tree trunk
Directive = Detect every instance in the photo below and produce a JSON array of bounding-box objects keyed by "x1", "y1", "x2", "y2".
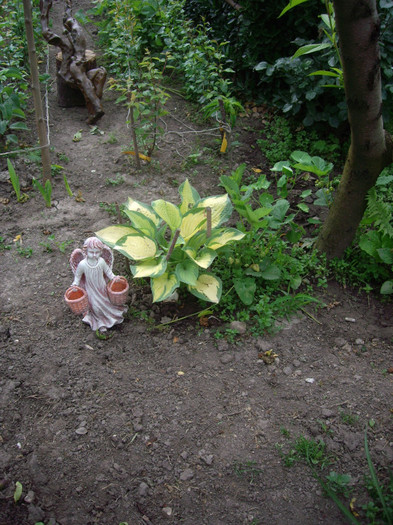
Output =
[
  {"x1": 23, "y1": 0, "x2": 52, "y2": 182},
  {"x1": 315, "y1": 0, "x2": 393, "y2": 258}
]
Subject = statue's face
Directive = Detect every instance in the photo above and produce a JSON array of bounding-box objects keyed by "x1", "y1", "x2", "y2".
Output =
[{"x1": 87, "y1": 248, "x2": 101, "y2": 261}]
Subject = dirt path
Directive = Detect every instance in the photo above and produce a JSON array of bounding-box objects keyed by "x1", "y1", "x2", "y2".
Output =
[{"x1": 0, "y1": 2, "x2": 392, "y2": 524}]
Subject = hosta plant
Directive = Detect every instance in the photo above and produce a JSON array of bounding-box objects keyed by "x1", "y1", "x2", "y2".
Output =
[{"x1": 96, "y1": 180, "x2": 244, "y2": 303}]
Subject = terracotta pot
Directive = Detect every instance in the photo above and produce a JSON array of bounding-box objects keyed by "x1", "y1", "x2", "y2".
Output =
[
  {"x1": 107, "y1": 276, "x2": 129, "y2": 305},
  {"x1": 64, "y1": 286, "x2": 89, "y2": 315}
]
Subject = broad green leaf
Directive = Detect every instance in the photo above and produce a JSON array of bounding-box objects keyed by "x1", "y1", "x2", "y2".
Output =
[
  {"x1": 96, "y1": 224, "x2": 139, "y2": 248},
  {"x1": 297, "y1": 203, "x2": 309, "y2": 213},
  {"x1": 292, "y1": 43, "x2": 331, "y2": 59},
  {"x1": 197, "y1": 194, "x2": 233, "y2": 228},
  {"x1": 175, "y1": 260, "x2": 199, "y2": 285},
  {"x1": 124, "y1": 197, "x2": 161, "y2": 226},
  {"x1": 233, "y1": 277, "x2": 256, "y2": 305},
  {"x1": 9, "y1": 122, "x2": 29, "y2": 130},
  {"x1": 179, "y1": 179, "x2": 200, "y2": 214},
  {"x1": 152, "y1": 199, "x2": 182, "y2": 231},
  {"x1": 115, "y1": 233, "x2": 157, "y2": 261},
  {"x1": 271, "y1": 160, "x2": 291, "y2": 172},
  {"x1": 261, "y1": 264, "x2": 281, "y2": 280},
  {"x1": 377, "y1": 248, "x2": 393, "y2": 265},
  {"x1": 220, "y1": 175, "x2": 240, "y2": 196},
  {"x1": 123, "y1": 209, "x2": 157, "y2": 237},
  {"x1": 131, "y1": 256, "x2": 167, "y2": 278},
  {"x1": 151, "y1": 272, "x2": 179, "y2": 302},
  {"x1": 188, "y1": 273, "x2": 222, "y2": 303},
  {"x1": 381, "y1": 280, "x2": 393, "y2": 294},
  {"x1": 205, "y1": 228, "x2": 245, "y2": 250},
  {"x1": 180, "y1": 207, "x2": 207, "y2": 241},
  {"x1": 290, "y1": 151, "x2": 312, "y2": 164},
  {"x1": 271, "y1": 199, "x2": 290, "y2": 221}
]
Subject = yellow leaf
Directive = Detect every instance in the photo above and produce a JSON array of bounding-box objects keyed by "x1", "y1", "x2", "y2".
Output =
[
  {"x1": 350, "y1": 498, "x2": 360, "y2": 517},
  {"x1": 220, "y1": 132, "x2": 227, "y2": 153},
  {"x1": 177, "y1": 371, "x2": 184, "y2": 376},
  {"x1": 122, "y1": 151, "x2": 151, "y2": 162},
  {"x1": 252, "y1": 167, "x2": 262, "y2": 173},
  {"x1": 13, "y1": 234, "x2": 22, "y2": 243}
]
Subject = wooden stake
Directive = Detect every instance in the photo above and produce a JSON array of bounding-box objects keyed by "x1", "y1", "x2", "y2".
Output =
[{"x1": 22, "y1": 0, "x2": 51, "y2": 182}]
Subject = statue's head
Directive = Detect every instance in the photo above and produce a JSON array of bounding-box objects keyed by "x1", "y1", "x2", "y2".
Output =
[{"x1": 82, "y1": 236, "x2": 104, "y2": 256}]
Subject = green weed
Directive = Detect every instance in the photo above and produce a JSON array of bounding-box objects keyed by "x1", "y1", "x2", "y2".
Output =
[{"x1": 233, "y1": 460, "x2": 263, "y2": 484}]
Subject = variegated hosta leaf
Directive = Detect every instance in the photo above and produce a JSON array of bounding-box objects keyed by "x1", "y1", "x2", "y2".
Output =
[
  {"x1": 205, "y1": 227, "x2": 245, "y2": 250},
  {"x1": 96, "y1": 224, "x2": 140, "y2": 248},
  {"x1": 151, "y1": 272, "x2": 179, "y2": 302},
  {"x1": 123, "y1": 209, "x2": 157, "y2": 238},
  {"x1": 179, "y1": 179, "x2": 200, "y2": 215},
  {"x1": 115, "y1": 233, "x2": 157, "y2": 261},
  {"x1": 188, "y1": 273, "x2": 222, "y2": 303},
  {"x1": 197, "y1": 194, "x2": 233, "y2": 228},
  {"x1": 131, "y1": 256, "x2": 167, "y2": 278},
  {"x1": 124, "y1": 197, "x2": 161, "y2": 226},
  {"x1": 151, "y1": 199, "x2": 182, "y2": 231},
  {"x1": 175, "y1": 260, "x2": 199, "y2": 285},
  {"x1": 193, "y1": 248, "x2": 217, "y2": 268},
  {"x1": 180, "y1": 207, "x2": 207, "y2": 241}
]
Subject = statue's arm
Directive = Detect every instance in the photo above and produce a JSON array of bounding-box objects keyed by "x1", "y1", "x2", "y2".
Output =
[
  {"x1": 102, "y1": 260, "x2": 115, "y2": 281},
  {"x1": 72, "y1": 262, "x2": 84, "y2": 286}
]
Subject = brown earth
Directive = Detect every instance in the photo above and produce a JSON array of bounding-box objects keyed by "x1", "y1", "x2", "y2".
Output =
[{"x1": 0, "y1": 2, "x2": 392, "y2": 524}]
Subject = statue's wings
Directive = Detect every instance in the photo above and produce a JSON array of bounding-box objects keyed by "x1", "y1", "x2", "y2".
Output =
[
  {"x1": 70, "y1": 248, "x2": 84, "y2": 274},
  {"x1": 101, "y1": 245, "x2": 114, "y2": 270}
]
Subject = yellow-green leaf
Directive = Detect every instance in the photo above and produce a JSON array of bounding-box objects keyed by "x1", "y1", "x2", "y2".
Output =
[
  {"x1": 194, "y1": 248, "x2": 217, "y2": 268},
  {"x1": 123, "y1": 209, "x2": 157, "y2": 237},
  {"x1": 96, "y1": 224, "x2": 139, "y2": 248},
  {"x1": 151, "y1": 272, "x2": 179, "y2": 302},
  {"x1": 179, "y1": 179, "x2": 200, "y2": 214},
  {"x1": 152, "y1": 199, "x2": 182, "y2": 231},
  {"x1": 131, "y1": 256, "x2": 167, "y2": 278},
  {"x1": 188, "y1": 274, "x2": 222, "y2": 303},
  {"x1": 115, "y1": 233, "x2": 157, "y2": 261},
  {"x1": 197, "y1": 194, "x2": 232, "y2": 228},
  {"x1": 206, "y1": 227, "x2": 245, "y2": 250},
  {"x1": 125, "y1": 197, "x2": 161, "y2": 226},
  {"x1": 180, "y1": 207, "x2": 207, "y2": 241}
]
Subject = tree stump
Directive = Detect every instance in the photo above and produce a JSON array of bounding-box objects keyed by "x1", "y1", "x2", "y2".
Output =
[{"x1": 56, "y1": 49, "x2": 97, "y2": 107}]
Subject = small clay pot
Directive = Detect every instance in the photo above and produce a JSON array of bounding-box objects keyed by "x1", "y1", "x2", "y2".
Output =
[
  {"x1": 64, "y1": 286, "x2": 89, "y2": 315},
  {"x1": 107, "y1": 276, "x2": 129, "y2": 305}
]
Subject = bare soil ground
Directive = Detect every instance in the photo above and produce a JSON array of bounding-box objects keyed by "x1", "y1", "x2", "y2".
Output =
[{"x1": 0, "y1": 3, "x2": 392, "y2": 524}]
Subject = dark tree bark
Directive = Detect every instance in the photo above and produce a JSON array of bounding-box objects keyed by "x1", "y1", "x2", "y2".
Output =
[{"x1": 316, "y1": 0, "x2": 393, "y2": 258}]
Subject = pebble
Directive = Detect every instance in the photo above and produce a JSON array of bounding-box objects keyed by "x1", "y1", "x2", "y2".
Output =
[
  {"x1": 180, "y1": 468, "x2": 194, "y2": 481},
  {"x1": 283, "y1": 366, "x2": 292, "y2": 376},
  {"x1": 162, "y1": 507, "x2": 173, "y2": 518},
  {"x1": 345, "y1": 317, "x2": 356, "y2": 323},
  {"x1": 305, "y1": 378, "x2": 315, "y2": 383},
  {"x1": 24, "y1": 490, "x2": 35, "y2": 503},
  {"x1": 229, "y1": 320, "x2": 247, "y2": 334},
  {"x1": 220, "y1": 353, "x2": 234, "y2": 364},
  {"x1": 256, "y1": 338, "x2": 273, "y2": 352},
  {"x1": 355, "y1": 338, "x2": 365, "y2": 345},
  {"x1": 138, "y1": 482, "x2": 149, "y2": 497},
  {"x1": 75, "y1": 427, "x2": 88, "y2": 435}
]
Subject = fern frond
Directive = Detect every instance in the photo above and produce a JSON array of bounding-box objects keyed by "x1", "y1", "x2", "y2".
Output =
[{"x1": 365, "y1": 188, "x2": 393, "y2": 239}]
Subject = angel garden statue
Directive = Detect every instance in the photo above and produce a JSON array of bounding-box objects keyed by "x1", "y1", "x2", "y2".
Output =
[{"x1": 66, "y1": 237, "x2": 128, "y2": 333}]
